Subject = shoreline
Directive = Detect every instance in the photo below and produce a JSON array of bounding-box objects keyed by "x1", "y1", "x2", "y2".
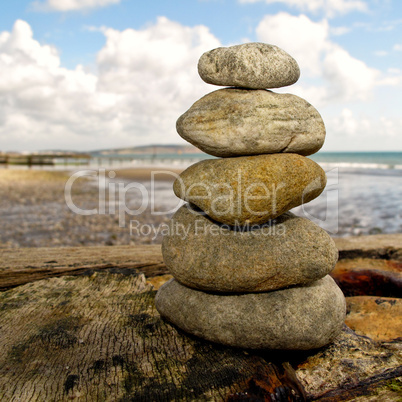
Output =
[
  {"x1": 111, "y1": 166, "x2": 184, "y2": 182},
  {"x1": 1, "y1": 168, "x2": 401, "y2": 248}
]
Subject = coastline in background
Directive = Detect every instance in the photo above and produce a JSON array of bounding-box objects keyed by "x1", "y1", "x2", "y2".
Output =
[
  {"x1": 0, "y1": 151, "x2": 401, "y2": 247},
  {"x1": 89, "y1": 150, "x2": 402, "y2": 171},
  {"x1": 2, "y1": 150, "x2": 402, "y2": 172},
  {"x1": 309, "y1": 151, "x2": 402, "y2": 172},
  {"x1": 103, "y1": 151, "x2": 402, "y2": 238}
]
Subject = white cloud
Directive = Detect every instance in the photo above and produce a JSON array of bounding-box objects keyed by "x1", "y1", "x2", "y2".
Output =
[
  {"x1": 94, "y1": 16, "x2": 220, "y2": 144},
  {"x1": 327, "y1": 108, "x2": 368, "y2": 136},
  {"x1": 1, "y1": 16, "x2": 401, "y2": 152},
  {"x1": 0, "y1": 18, "x2": 220, "y2": 151},
  {"x1": 322, "y1": 107, "x2": 402, "y2": 150},
  {"x1": 322, "y1": 45, "x2": 379, "y2": 101},
  {"x1": 352, "y1": 18, "x2": 402, "y2": 33},
  {"x1": 330, "y1": 26, "x2": 351, "y2": 36},
  {"x1": 32, "y1": 0, "x2": 120, "y2": 12},
  {"x1": 256, "y1": 13, "x2": 329, "y2": 76},
  {"x1": 393, "y1": 43, "x2": 402, "y2": 51},
  {"x1": 256, "y1": 13, "x2": 379, "y2": 105},
  {"x1": 255, "y1": 12, "x2": 402, "y2": 147},
  {"x1": 373, "y1": 50, "x2": 388, "y2": 56},
  {"x1": 239, "y1": 0, "x2": 368, "y2": 18},
  {"x1": 326, "y1": 108, "x2": 402, "y2": 140}
]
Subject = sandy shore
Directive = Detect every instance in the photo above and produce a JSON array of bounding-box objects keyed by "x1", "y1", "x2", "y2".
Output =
[
  {"x1": 113, "y1": 167, "x2": 183, "y2": 182},
  {"x1": 2, "y1": 164, "x2": 401, "y2": 248},
  {"x1": 0, "y1": 167, "x2": 179, "y2": 248}
]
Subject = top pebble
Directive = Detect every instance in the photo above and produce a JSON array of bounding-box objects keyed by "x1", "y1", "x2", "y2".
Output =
[{"x1": 198, "y1": 43, "x2": 300, "y2": 89}]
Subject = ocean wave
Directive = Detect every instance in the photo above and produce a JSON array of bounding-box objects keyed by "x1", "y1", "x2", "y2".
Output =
[{"x1": 318, "y1": 162, "x2": 402, "y2": 171}]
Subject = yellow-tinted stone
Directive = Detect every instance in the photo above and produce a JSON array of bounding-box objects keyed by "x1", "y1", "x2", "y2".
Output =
[{"x1": 173, "y1": 153, "x2": 326, "y2": 225}]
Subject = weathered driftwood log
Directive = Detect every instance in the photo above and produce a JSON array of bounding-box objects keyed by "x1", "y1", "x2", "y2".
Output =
[
  {"x1": 333, "y1": 234, "x2": 402, "y2": 297},
  {"x1": 1, "y1": 234, "x2": 401, "y2": 292},
  {"x1": 0, "y1": 245, "x2": 166, "y2": 290},
  {"x1": 0, "y1": 234, "x2": 401, "y2": 401},
  {"x1": 345, "y1": 296, "x2": 402, "y2": 342},
  {"x1": 334, "y1": 234, "x2": 402, "y2": 260},
  {"x1": 331, "y1": 257, "x2": 402, "y2": 297},
  {"x1": 295, "y1": 325, "x2": 402, "y2": 400},
  {"x1": 0, "y1": 272, "x2": 401, "y2": 401},
  {"x1": 0, "y1": 273, "x2": 307, "y2": 401}
]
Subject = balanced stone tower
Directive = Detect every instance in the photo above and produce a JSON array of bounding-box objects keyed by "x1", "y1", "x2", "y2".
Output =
[{"x1": 156, "y1": 43, "x2": 346, "y2": 350}]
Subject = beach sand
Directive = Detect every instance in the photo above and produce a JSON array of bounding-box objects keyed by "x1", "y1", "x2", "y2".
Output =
[
  {"x1": 1, "y1": 164, "x2": 401, "y2": 248},
  {"x1": 0, "y1": 167, "x2": 181, "y2": 248},
  {"x1": 113, "y1": 167, "x2": 183, "y2": 182}
]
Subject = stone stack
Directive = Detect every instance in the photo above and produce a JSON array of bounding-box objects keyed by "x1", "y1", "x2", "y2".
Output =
[{"x1": 155, "y1": 43, "x2": 346, "y2": 350}]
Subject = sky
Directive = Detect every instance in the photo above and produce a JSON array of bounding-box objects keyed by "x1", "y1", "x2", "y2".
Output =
[{"x1": 0, "y1": 0, "x2": 401, "y2": 152}]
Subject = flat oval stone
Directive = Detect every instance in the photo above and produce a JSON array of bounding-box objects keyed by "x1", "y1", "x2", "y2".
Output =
[
  {"x1": 162, "y1": 206, "x2": 338, "y2": 292},
  {"x1": 173, "y1": 154, "x2": 326, "y2": 225},
  {"x1": 155, "y1": 276, "x2": 346, "y2": 350},
  {"x1": 176, "y1": 88, "x2": 325, "y2": 157},
  {"x1": 198, "y1": 43, "x2": 300, "y2": 89}
]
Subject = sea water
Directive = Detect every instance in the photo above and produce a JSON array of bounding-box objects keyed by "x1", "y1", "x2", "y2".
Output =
[
  {"x1": 296, "y1": 152, "x2": 402, "y2": 236},
  {"x1": 114, "y1": 151, "x2": 402, "y2": 237}
]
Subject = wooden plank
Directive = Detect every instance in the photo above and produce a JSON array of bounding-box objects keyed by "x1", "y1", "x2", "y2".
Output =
[
  {"x1": 311, "y1": 367, "x2": 402, "y2": 401},
  {"x1": 331, "y1": 258, "x2": 402, "y2": 297},
  {"x1": 0, "y1": 234, "x2": 402, "y2": 290},
  {"x1": 295, "y1": 325, "x2": 402, "y2": 401},
  {"x1": 334, "y1": 233, "x2": 402, "y2": 260},
  {"x1": 0, "y1": 273, "x2": 307, "y2": 401},
  {"x1": 0, "y1": 273, "x2": 401, "y2": 401},
  {"x1": 0, "y1": 244, "x2": 163, "y2": 270},
  {"x1": 0, "y1": 235, "x2": 401, "y2": 400},
  {"x1": 0, "y1": 245, "x2": 167, "y2": 291},
  {"x1": 1, "y1": 234, "x2": 401, "y2": 291}
]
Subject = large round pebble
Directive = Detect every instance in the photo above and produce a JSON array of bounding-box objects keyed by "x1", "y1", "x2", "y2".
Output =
[
  {"x1": 176, "y1": 88, "x2": 325, "y2": 157},
  {"x1": 162, "y1": 206, "x2": 338, "y2": 292},
  {"x1": 198, "y1": 43, "x2": 300, "y2": 89},
  {"x1": 173, "y1": 154, "x2": 326, "y2": 225},
  {"x1": 155, "y1": 276, "x2": 346, "y2": 350}
]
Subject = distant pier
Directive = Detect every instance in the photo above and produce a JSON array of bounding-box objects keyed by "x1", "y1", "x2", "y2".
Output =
[{"x1": 0, "y1": 152, "x2": 92, "y2": 168}]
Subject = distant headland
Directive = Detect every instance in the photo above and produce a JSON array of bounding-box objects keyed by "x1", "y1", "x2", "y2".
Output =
[{"x1": 91, "y1": 144, "x2": 204, "y2": 156}]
